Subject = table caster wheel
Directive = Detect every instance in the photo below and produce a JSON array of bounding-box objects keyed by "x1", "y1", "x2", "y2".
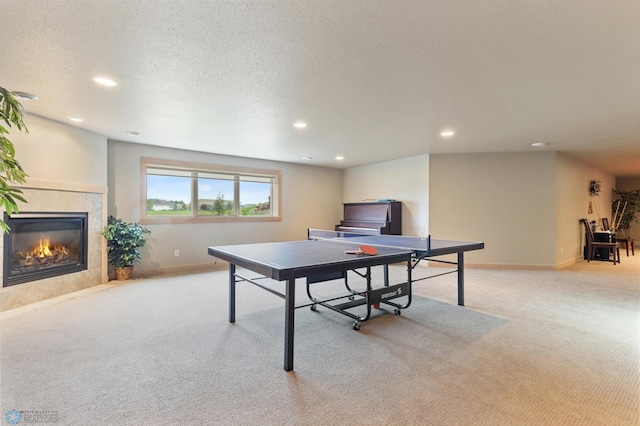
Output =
[
  {"x1": 348, "y1": 295, "x2": 355, "y2": 300},
  {"x1": 394, "y1": 309, "x2": 401, "y2": 316},
  {"x1": 352, "y1": 322, "x2": 361, "y2": 331},
  {"x1": 310, "y1": 304, "x2": 317, "y2": 312}
]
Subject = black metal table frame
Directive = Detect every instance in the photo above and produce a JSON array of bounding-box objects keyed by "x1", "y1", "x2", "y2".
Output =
[
  {"x1": 215, "y1": 248, "x2": 472, "y2": 371},
  {"x1": 224, "y1": 250, "x2": 412, "y2": 371},
  {"x1": 304, "y1": 265, "x2": 412, "y2": 331}
]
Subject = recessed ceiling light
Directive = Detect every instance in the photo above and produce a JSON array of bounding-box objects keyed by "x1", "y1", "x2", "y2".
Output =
[
  {"x1": 335, "y1": 156, "x2": 344, "y2": 160},
  {"x1": 293, "y1": 122, "x2": 307, "y2": 128},
  {"x1": 440, "y1": 130, "x2": 455, "y2": 137},
  {"x1": 11, "y1": 91, "x2": 38, "y2": 101},
  {"x1": 302, "y1": 156, "x2": 313, "y2": 161},
  {"x1": 126, "y1": 131, "x2": 142, "y2": 137},
  {"x1": 532, "y1": 142, "x2": 547, "y2": 147},
  {"x1": 92, "y1": 76, "x2": 118, "y2": 87},
  {"x1": 67, "y1": 116, "x2": 85, "y2": 122}
]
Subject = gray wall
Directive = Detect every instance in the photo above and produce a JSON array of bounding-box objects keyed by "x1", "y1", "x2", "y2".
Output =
[
  {"x1": 107, "y1": 140, "x2": 344, "y2": 276},
  {"x1": 343, "y1": 155, "x2": 430, "y2": 237},
  {"x1": 429, "y1": 151, "x2": 615, "y2": 268},
  {"x1": 429, "y1": 152, "x2": 556, "y2": 266}
]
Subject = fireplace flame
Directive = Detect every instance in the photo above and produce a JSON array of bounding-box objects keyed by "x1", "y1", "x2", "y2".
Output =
[
  {"x1": 35, "y1": 237, "x2": 53, "y2": 258},
  {"x1": 18, "y1": 237, "x2": 72, "y2": 267}
]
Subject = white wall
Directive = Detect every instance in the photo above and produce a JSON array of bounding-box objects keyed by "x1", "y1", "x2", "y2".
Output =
[
  {"x1": 343, "y1": 155, "x2": 429, "y2": 237},
  {"x1": 430, "y1": 152, "x2": 557, "y2": 267},
  {"x1": 107, "y1": 140, "x2": 343, "y2": 275}
]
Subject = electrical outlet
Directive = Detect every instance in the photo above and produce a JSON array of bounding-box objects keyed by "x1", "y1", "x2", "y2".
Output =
[{"x1": 174, "y1": 250, "x2": 179, "y2": 257}]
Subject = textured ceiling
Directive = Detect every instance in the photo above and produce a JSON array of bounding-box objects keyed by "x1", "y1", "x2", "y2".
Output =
[{"x1": 2, "y1": 1, "x2": 639, "y2": 176}]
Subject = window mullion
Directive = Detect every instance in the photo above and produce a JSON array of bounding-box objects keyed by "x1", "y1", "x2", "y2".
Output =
[
  {"x1": 267, "y1": 175, "x2": 273, "y2": 216},
  {"x1": 233, "y1": 175, "x2": 240, "y2": 216},
  {"x1": 191, "y1": 172, "x2": 198, "y2": 217}
]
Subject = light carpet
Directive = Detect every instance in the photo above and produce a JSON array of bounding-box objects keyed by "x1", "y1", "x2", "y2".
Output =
[{"x1": 1, "y1": 255, "x2": 638, "y2": 425}]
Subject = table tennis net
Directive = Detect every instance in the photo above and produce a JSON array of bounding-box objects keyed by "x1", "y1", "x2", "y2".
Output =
[{"x1": 307, "y1": 228, "x2": 432, "y2": 251}]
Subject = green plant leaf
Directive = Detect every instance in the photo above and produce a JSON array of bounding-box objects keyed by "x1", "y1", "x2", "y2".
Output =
[
  {"x1": 102, "y1": 216, "x2": 152, "y2": 268},
  {"x1": 0, "y1": 86, "x2": 29, "y2": 233}
]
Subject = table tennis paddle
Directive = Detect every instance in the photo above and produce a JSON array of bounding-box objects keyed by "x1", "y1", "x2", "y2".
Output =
[{"x1": 344, "y1": 245, "x2": 378, "y2": 256}]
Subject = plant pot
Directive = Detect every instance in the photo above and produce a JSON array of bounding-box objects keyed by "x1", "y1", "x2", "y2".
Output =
[{"x1": 115, "y1": 266, "x2": 133, "y2": 281}]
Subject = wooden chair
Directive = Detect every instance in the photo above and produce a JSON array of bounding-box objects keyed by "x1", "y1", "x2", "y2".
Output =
[
  {"x1": 603, "y1": 217, "x2": 635, "y2": 257},
  {"x1": 616, "y1": 235, "x2": 635, "y2": 257},
  {"x1": 581, "y1": 219, "x2": 619, "y2": 265}
]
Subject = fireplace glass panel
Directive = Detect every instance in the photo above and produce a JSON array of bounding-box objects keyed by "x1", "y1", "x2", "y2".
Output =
[{"x1": 3, "y1": 212, "x2": 88, "y2": 287}]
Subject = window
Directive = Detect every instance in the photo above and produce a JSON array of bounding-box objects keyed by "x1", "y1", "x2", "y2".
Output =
[
  {"x1": 146, "y1": 169, "x2": 192, "y2": 215},
  {"x1": 141, "y1": 157, "x2": 281, "y2": 224}
]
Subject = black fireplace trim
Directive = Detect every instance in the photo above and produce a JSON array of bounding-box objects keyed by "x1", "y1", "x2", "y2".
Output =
[{"x1": 3, "y1": 212, "x2": 89, "y2": 287}]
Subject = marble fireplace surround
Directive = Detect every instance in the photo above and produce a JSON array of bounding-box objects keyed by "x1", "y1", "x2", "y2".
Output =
[{"x1": 0, "y1": 180, "x2": 108, "y2": 312}]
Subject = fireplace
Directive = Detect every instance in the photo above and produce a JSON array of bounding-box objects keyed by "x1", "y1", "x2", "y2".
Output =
[{"x1": 3, "y1": 212, "x2": 89, "y2": 287}]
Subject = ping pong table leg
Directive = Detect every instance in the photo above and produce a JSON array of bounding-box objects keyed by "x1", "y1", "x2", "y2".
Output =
[
  {"x1": 383, "y1": 264, "x2": 389, "y2": 286},
  {"x1": 229, "y1": 263, "x2": 236, "y2": 323},
  {"x1": 457, "y1": 252, "x2": 464, "y2": 306},
  {"x1": 284, "y1": 278, "x2": 296, "y2": 371}
]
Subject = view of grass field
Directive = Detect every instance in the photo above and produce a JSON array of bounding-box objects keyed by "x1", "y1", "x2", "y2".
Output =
[
  {"x1": 146, "y1": 210, "x2": 191, "y2": 216},
  {"x1": 146, "y1": 202, "x2": 270, "y2": 216}
]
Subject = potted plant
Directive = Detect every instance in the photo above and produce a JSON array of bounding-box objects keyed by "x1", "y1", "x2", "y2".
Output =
[
  {"x1": 102, "y1": 216, "x2": 151, "y2": 280},
  {"x1": 0, "y1": 86, "x2": 29, "y2": 233},
  {"x1": 611, "y1": 189, "x2": 640, "y2": 238}
]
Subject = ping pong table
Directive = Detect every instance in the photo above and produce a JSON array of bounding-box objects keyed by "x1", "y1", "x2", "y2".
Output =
[{"x1": 207, "y1": 229, "x2": 484, "y2": 371}]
